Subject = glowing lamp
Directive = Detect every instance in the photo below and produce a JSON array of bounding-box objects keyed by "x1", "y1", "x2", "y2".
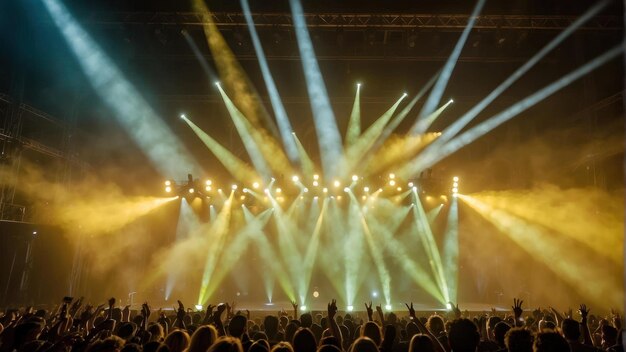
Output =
[
  {"x1": 333, "y1": 180, "x2": 340, "y2": 188},
  {"x1": 323, "y1": 188, "x2": 328, "y2": 193},
  {"x1": 446, "y1": 302, "x2": 452, "y2": 310},
  {"x1": 385, "y1": 304, "x2": 392, "y2": 311},
  {"x1": 389, "y1": 180, "x2": 396, "y2": 186},
  {"x1": 165, "y1": 180, "x2": 171, "y2": 186},
  {"x1": 389, "y1": 173, "x2": 396, "y2": 179},
  {"x1": 165, "y1": 186, "x2": 172, "y2": 193},
  {"x1": 292, "y1": 175, "x2": 299, "y2": 182},
  {"x1": 351, "y1": 175, "x2": 359, "y2": 182},
  {"x1": 206, "y1": 180, "x2": 212, "y2": 186},
  {"x1": 231, "y1": 184, "x2": 238, "y2": 190},
  {"x1": 188, "y1": 188, "x2": 195, "y2": 194},
  {"x1": 205, "y1": 186, "x2": 211, "y2": 192},
  {"x1": 347, "y1": 305, "x2": 354, "y2": 312},
  {"x1": 313, "y1": 174, "x2": 319, "y2": 180},
  {"x1": 253, "y1": 182, "x2": 260, "y2": 189},
  {"x1": 313, "y1": 181, "x2": 319, "y2": 187},
  {"x1": 344, "y1": 187, "x2": 350, "y2": 193},
  {"x1": 364, "y1": 187, "x2": 370, "y2": 192},
  {"x1": 453, "y1": 176, "x2": 459, "y2": 182},
  {"x1": 195, "y1": 304, "x2": 203, "y2": 311},
  {"x1": 300, "y1": 305, "x2": 307, "y2": 311}
]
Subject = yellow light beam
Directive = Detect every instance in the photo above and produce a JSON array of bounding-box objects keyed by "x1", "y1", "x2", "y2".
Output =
[
  {"x1": 181, "y1": 116, "x2": 258, "y2": 183},
  {"x1": 292, "y1": 132, "x2": 317, "y2": 179},
  {"x1": 345, "y1": 84, "x2": 362, "y2": 147}
]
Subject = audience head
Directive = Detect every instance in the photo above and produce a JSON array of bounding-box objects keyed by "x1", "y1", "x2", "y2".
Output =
[
  {"x1": 409, "y1": 334, "x2": 435, "y2": 352},
  {"x1": 493, "y1": 322, "x2": 511, "y2": 347},
  {"x1": 505, "y1": 328, "x2": 533, "y2": 352},
  {"x1": 350, "y1": 337, "x2": 379, "y2": 352},
  {"x1": 361, "y1": 321, "x2": 382, "y2": 346},
  {"x1": 208, "y1": 337, "x2": 244, "y2": 352},
  {"x1": 560, "y1": 319, "x2": 580, "y2": 341},
  {"x1": 188, "y1": 325, "x2": 217, "y2": 352},
  {"x1": 163, "y1": 330, "x2": 190, "y2": 352},
  {"x1": 427, "y1": 315, "x2": 445, "y2": 336},
  {"x1": 448, "y1": 318, "x2": 480, "y2": 352},
  {"x1": 229, "y1": 315, "x2": 248, "y2": 338},
  {"x1": 293, "y1": 328, "x2": 317, "y2": 352},
  {"x1": 533, "y1": 331, "x2": 569, "y2": 352}
]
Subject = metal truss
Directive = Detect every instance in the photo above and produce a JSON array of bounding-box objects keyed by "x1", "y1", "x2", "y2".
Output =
[{"x1": 86, "y1": 12, "x2": 621, "y2": 31}]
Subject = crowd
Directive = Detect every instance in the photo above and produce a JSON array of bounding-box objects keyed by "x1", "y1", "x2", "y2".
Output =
[{"x1": 0, "y1": 297, "x2": 622, "y2": 352}]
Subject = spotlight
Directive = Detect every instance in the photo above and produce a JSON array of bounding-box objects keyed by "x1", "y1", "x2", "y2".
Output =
[
  {"x1": 165, "y1": 186, "x2": 172, "y2": 193},
  {"x1": 452, "y1": 188, "x2": 458, "y2": 193},
  {"x1": 218, "y1": 188, "x2": 223, "y2": 193},
  {"x1": 389, "y1": 180, "x2": 396, "y2": 186},
  {"x1": 205, "y1": 186, "x2": 211, "y2": 192},
  {"x1": 292, "y1": 175, "x2": 299, "y2": 182},
  {"x1": 453, "y1": 176, "x2": 459, "y2": 182},
  {"x1": 333, "y1": 180, "x2": 341, "y2": 188},
  {"x1": 453, "y1": 182, "x2": 458, "y2": 188},
  {"x1": 347, "y1": 305, "x2": 354, "y2": 312},
  {"x1": 385, "y1": 304, "x2": 392, "y2": 311},
  {"x1": 276, "y1": 188, "x2": 282, "y2": 193},
  {"x1": 446, "y1": 302, "x2": 452, "y2": 311},
  {"x1": 188, "y1": 188, "x2": 195, "y2": 194},
  {"x1": 165, "y1": 180, "x2": 171, "y2": 186},
  {"x1": 372, "y1": 291, "x2": 378, "y2": 298},
  {"x1": 313, "y1": 181, "x2": 319, "y2": 187},
  {"x1": 264, "y1": 189, "x2": 270, "y2": 195},
  {"x1": 412, "y1": 186, "x2": 417, "y2": 192},
  {"x1": 240, "y1": 195, "x2": 246, "y2": 200},
  {"x1": 313, "y1": 291, "x2": 319, "y2": 298},
  {"x1": 449, "y1": 98, "x2": 454, "y2": 103},
  {"x1": 215, "y1": 81, "x2": 220, "y2": 86},
  {"x1": 403, "y1": 92, "x2": 408, "y2": 97},
  {"x1": 300, "y1": 305, "x2": 307, "y2": 311},
  {"x1": 408, "y1": 182, "x2": 414, "y2": 187},
  {"x1": 352, "y1": 175, "x2": 359, "y2": 182},
  {"x1": 206, "y1": 180, "x2": 212, "y2": 186},
  {"x1": 304, "y1": 188, "x2": 309, "y2": 193},
  {"x1": 344, "y1": 187, "x2": 350, "y2": 193},
  {"x1": 180, "y1": 114, "x2": 186, "y2": 119},
  {"x1": 337, "y1": 196, "x2": 342, "y2": 200},
  {"x1": 323, "y1": 188, "x2": 328, "y2": 193},
  {"x1": 357, "y1": 82, "x2": 361, "y2": 87},
  {"x1": 32, "y1": 231, "x2": 37, "y2": 235},
  {"x1": 195, "y1": 304, "x2": 203, "y2": 311},
  {"x1": 231, "y1": 184, "x2": 238, "y2": 190},
  {"x1": 253, "y1": 182, "x2": 260, "y2": 189},
  {"x1": 364, "y1": 187, "x2": 370, "y2": 192},
  {"x1": 396, "y1": 187, "x2": 402, "y2": 192},
  {"x1": 313, "y1": 174, "x2": 319, "y2": 180},
  {"x1": 361, "y1": 195, "x2": 367, "y2": 200},
  {"x1": 389, "y1": 173, "x2": 396, "y2": 179},
  {"x1": 243, "y1": 188, "x2": 248, "y2": 193}
]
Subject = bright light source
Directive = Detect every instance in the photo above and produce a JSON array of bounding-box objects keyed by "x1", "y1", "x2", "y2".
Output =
[
  {"x1": 231, "y1": 184, "x2": 238, "y2": 190},
  {"x1": 313, "y1": 174, "x2": 319, "y2": 180},
  {"x1": 303, "y1": 188, "x2": 309, "y2": 193},
  {"x1": 453, "y1": 182, "x2": 458, "y2": 188},
  {"x1": 333, "y1": 180, "x2": 341, "y2": 188},
  {"x1": 264, "y1": 188, "x2": 270, "y2": 195},
  {"x1": 292, "y1": 175, "x2": 299, "y2": 182},
  {"x1": 361, "y1": 195, "x2": 367, "y2": 200},
  {"x1": 253, "y1": 182, "x2": 260, "y2": 189},
  {"x1": 205, "y1": 186, "x2": 211, "y2": 192},
  {"x1": 412, "y1": 186, "x2": 417, "y2": 192},
  {"x1": 446, "y1": 302, "x2": 452, "y2": 310},
  {"x1": 180, "y1": 114, "x2": 186, "y2": 119},
  {"x1": 165, "y1": 180, "x2": 171, "y2": 186},
  {"x1": 408, "y1": 182, "x2": 414, "y2": 187},
  {"x1": 276, "y1": 188, "x2": 282, "y2": 193},
  {"x1": 188, "y1": 188, "x2": 195, "y2": 194},
  {"x1": 313, "y1": 181, "x2": 319, "y2": 187},
  {"x1": 218, "y1": 188, "x2": 223, "y2": 193},
  {"x1": 337, "y1": 196, "x2": 342, "y2": 200},
  {"x1": 195, "y1": 304, "x2": 203, "y2": 310},
  {"x1": 364, "y1": 187, "x2": 370, "y2": 192},
  {"x1": 389, "y1": 173, "x2": 396, "y2": 179},
  {"x1": 372, "y1": 291, "x2": 378, "y2": 298},
  {"x1": 300, "y1": 305, "x2": 307, "y2": 311},
  {"x1": 165, "y1": 186, "x2": 172, "y2": 193},
  {"x1": 449, "y1": 98, "x2": 454, "y2": 103},
  {"x1": 214, "y1": 81, "x2": 220, "y2": 86},
  {"x1": 403, "y1": 92, "x2": 408, "y2": 97},
  {"x1": 313, "y1": 291, "x2": 319, "y2": 298},
  {"x1": 242, "y1": 188, "x2": 248, "y2": 193},
  {"x1": 352, "y1": 175, "x2": 359, "y2": 182},
  {"x1": 453, "y1": 176, "x2": 459, "y2": 182},
  {"x1": 32, "y1": 231, "x2": 37, "y2": 235},
  {"x1": 323, "y1": 188, "x2": 328, "y2": 193},
  {"x1": 426, "y1": 196, "x2": 433, "y2": 201},
  {"x1": 344, "y1": 187, "x2": 350, "y2": 193},
  {"x1": 357, "y1": 83, "x2": 361, "y2": 87},
  {"x1": 385, "y1": 304, "x2": 392, "y2": 311},
  {"x1": 240, "y1": 195, "x2": 246, "y2": 200},
  {"x1": 389, "y1": 180, "x2": 396, "y2": 186},
  {"x1": 396, "y1": 187, "x2": 402, "y2": 192},
  {"x1": 347, "y1": 305, "x2": 354, "y2": 312},
  {"x1": 452, "y1": 188, "x2": 458, "y2": 193}
]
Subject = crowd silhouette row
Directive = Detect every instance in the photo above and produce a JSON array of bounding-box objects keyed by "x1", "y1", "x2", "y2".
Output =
[{"x1": 0, "y1": 297, "x2": 622, "y2": 352}]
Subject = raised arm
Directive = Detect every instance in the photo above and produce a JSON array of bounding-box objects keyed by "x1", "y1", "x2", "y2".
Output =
[
  {"x1": 578, "y1": 305, "x2": 593, "y2": 346},
  {"x1": 512, "y1": 299, "x2": 524, "y2": 327},
  {"x1": 406, "y1": 303, "x2": 448, "y2": 352},
  {"x1": 365, "y1": 302, "x2": 374, "y2": 322},
  {"x1": 327, "y1": 299, "x2": 343, "y2": 347}
]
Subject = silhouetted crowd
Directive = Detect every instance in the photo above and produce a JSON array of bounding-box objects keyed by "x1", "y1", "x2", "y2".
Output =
[{"x1": 0, "y1": 297, "x2": 622, "y2": 352}]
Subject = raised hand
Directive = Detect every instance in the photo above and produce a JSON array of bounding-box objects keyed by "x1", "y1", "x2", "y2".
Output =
[
  {"x1": 578, "y1": 304, "x2": 590, "y2": 320},
  {"x1": 328, "y1": 299, "x2": 338, "y2": 320},
  {"x1": 365, "y1": 302, "x2": 373, "y2": 320},
  {"x1": 176, "y1": 300, "x2": 186, "y2": 321},
  {"x1": 405, "y1": 302, "x2": 416, "y2": 318},
  {"x1": 449, "y1": 302, "x2": 461, "y2": 318},
  {"x1": 512, "y1": 298, "x2": 524, "y2": 320},
  {"x1": 141, "y1": 303, "x2": 151, "y2": 319}
]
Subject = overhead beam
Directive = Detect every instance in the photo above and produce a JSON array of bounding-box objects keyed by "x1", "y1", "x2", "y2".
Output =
[{"x1": 77, "y1": 12, "x2": 621, "y2": 31}]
